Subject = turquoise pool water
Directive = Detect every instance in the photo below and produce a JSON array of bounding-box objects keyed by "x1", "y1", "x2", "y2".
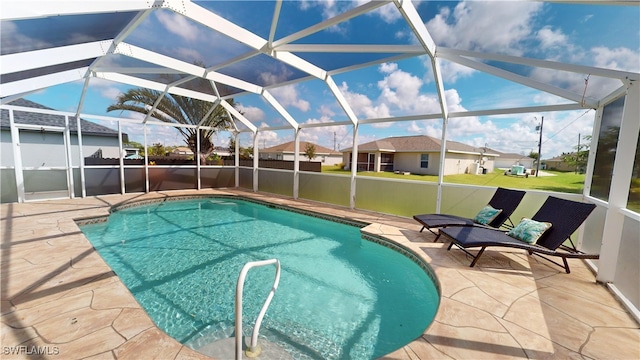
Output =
[{"x1": 80, "y1": 197, "x2": 439, "y2": 359}]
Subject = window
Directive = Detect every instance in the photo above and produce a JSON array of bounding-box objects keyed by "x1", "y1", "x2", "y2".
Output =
[
  {"x1": 420, "y1": 154, "x2": 429, "y2": 169},
  {"x1": 591, "y1": 96, "x2": 625, "y2": 201},
  {"x1": 628, "y1": 131, "x2": 640, "y2": 213}
]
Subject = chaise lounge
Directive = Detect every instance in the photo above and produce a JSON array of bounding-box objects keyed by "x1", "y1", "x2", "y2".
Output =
[
  {"x1": 439, "y1": 196, "x2": 597, "y2": 273},
  {"x1": 413, "y1": 187, "x2": 526, "y2": 241}
]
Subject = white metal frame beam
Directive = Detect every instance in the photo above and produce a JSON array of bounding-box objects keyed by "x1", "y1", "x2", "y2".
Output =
[
  {"x1": 0, "y1": 40, "x2": 112, "y2": 74},
  {"x1": 442, "y1": 54, "x2": 599, "y2": 108},
  {"x1": 326, "y1": 76, "x2": 359, "y2": 125},
  {"x1": 273, "y1": 1, "x2": 391, "y2": 48},
  {"x1": 0, "y1": 0, "x2": 159, "y2": 21},
  {"x1": 439, "y1": 47, "x2": 639, "y2": 82},
  {"x1": 262, "y1": 90, "x2": 299, "y2": 130},
  {"x1": 1, "y1": 67, "x2": 89, "y2": 98},
  {"x1": 394, "y1": 0, "x2": 437, "y2": 57}
]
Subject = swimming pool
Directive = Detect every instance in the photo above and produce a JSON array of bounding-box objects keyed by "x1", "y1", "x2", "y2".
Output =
[{"x1": 80, "y1": 196, "x2": 440, "y2": 359}]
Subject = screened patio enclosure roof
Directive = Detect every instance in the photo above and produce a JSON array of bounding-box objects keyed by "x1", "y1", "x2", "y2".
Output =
[{"x1": 1, "y1": 0, "x2": 639, "y2": 135}]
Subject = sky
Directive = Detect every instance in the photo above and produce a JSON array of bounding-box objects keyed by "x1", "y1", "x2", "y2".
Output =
[{"x1": 18, "y1": 0, "x2": 640, "y2": 159}]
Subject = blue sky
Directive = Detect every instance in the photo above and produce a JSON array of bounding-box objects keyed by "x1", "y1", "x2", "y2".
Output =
[{"x1": 22, "y1": 1, "x2": 640, "y2": 158}]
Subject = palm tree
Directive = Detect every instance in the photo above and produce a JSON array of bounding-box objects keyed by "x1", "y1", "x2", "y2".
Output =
[{"x1": 107, "y1": 88, "x2": 234, "y2": 164}]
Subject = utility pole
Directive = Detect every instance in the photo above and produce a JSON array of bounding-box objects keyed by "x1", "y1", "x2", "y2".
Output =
[
  {"x1": 536, "y1": 116, "x2": 544, "y2": 177},
  {"x1": 576, "y1": 133, "x2": 581, "y2": 174},
  {"x1": 333, "y1": 132, "x2": 337, "y2": 151}
]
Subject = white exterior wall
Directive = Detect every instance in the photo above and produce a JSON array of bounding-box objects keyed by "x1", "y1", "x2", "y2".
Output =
[
  {"x1": 394, "y1": 152, "x2": 440, "y2": 175},
  {"x1": 344, "y1": 151, "x2": 495, "y2": 175},
  {"x1": 279, "y1": 152, "x2": 342, "y2": 165},
  {"x1": 495, "y1": 157, "x2": 534, "y2": 169},
  {"x1": 444, "y1": 153, "x2": 496, "y2": 175}
]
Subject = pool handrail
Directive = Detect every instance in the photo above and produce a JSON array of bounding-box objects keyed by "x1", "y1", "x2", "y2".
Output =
[{"x1": 235, "y1": 258, "x2": 281, "y2": 359}]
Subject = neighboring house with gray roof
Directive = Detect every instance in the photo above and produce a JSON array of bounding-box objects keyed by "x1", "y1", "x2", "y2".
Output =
[
  {"x1": 493, "y1": 151, "x2": 535, "y2": 170},
  {"x1": 341, "y1": 135, "x2": 499, "y2": 175},
  {"x1": 543, "y1": 154, "x2": 579, "y2": 172},
  {"x1": 1, "y1": 99, "x2": 125, "y2": 169},
  {"x1": 261, "y1": 141, "x2": 343, "y2": 166}
]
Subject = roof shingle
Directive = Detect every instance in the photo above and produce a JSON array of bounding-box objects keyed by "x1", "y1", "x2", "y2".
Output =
[{"x1": 1, "y1": 99, "x2": 120, "y2": 137}]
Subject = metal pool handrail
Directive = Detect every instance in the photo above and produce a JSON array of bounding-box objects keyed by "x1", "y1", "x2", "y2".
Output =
[{"x1": 235, "y1": 259, "x2": 281, "y2": 359}]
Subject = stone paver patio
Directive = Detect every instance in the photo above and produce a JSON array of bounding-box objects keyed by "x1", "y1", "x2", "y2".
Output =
[{"x1": 1, "y1": 189, "x2": 639, "y2": 359}]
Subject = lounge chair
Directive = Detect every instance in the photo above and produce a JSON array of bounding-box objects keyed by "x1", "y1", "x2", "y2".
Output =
[
  {"x1": 413, "y1": 187, "x2": 526, "y2": 241},
  {"x1": 440, "y1": 196, "x2": 597, "y2": 273}
]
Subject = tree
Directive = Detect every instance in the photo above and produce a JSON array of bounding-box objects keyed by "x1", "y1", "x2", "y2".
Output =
[
  {"x1": 528, "y1": 151, "x2": 539, "y2": 161},
  {"x1": 107, "y1": 88, "x2": 234, "y2": 164},
  {"x1": 147, "y1": 143, "x2": 167, "y2": 156},
  {"x1": 304, "y1": 143, "x2": 317, "y2": 160},
  {"x1": 228, "y1": 136, "x2": 253, "y2": 160},
  {"x1": 563, "y1": 135, "x2": 591, "y2": 173}
]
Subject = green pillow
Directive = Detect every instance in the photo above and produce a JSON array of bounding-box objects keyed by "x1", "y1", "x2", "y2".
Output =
[
  {"x1": 507, "y1": 218, "x2": 552, "y2": 244},
  {"x1": 473, "y1": 205, "x2": 503, "y2": 225}
]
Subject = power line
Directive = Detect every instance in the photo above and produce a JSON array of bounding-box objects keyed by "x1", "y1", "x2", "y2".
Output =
[{"x1": 541, "y1": 109, "x2": 593, "y2": 145}]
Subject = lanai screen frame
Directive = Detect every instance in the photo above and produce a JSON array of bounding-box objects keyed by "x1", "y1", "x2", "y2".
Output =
[
  {"x1": 2, "y1": 0, "x2": 637, "y2": 205},
  {"x1": 1, "y1": 0, "x2": 640, "y2": 316}
]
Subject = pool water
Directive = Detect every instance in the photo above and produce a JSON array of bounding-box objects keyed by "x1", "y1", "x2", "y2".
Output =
[{"x1": 80, "y1": 197, "x2": 439, "y2": 359}]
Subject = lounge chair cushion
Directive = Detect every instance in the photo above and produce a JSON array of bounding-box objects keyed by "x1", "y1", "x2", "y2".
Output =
[
  {"x1": 473, "y1": 205, "x2": 503, "y2": 225},
  {"x1": 507, "y1": 218, "x2": 552, "y2": 244}
]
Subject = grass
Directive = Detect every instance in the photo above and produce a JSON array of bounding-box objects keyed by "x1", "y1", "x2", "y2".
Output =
[{"x1": 321, "y1": 166, "x2": 586, "y2": 194}]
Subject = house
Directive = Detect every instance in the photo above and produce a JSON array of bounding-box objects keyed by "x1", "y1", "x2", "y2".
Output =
[
  {"x1": 260, "y1": 141, "x2": 343, "y2": 166},
  {"x1": 341, "y1": 135, "x2": 499, "y2": 175},
  {"x1": 1, "y1": 99, "x2": 125, "y2": 169},
  {"x1": 493, "y1": 151, "x2": 535, "y2": 170},
  {"x1": 170, "y1": 146, "x2": 194, "y2": 156},
  {"x1": 212, "y1": 146, "x2": 232, "y2": 157},
  {"x1": 544, "y1": 154, "x2": 581, "y2": 172}
]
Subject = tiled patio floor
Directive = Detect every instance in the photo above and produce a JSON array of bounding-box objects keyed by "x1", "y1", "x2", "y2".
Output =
[{"x1": 1, "y1": 189, "x2": 639, "y2": 359}]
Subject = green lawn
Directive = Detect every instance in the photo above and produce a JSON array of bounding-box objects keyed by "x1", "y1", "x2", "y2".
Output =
[{"x1": 321, "y1": 166, "x2": 586, "y2": 194}]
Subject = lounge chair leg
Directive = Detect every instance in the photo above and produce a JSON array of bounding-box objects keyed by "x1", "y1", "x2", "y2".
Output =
[
  {"x1": 469, "y1": 247, "x2": 486, "y2": 267},
  {"x1": 434, "y1": 232, "x2": 441, "y2": 242},
  {"x1": 447, "y1": 241, "x2": 455, "y2": 250},
  {"x1": 563, "y1": 257, "x2": 570, "y2": 274},
  {"x1": 419, "y1": 226, "x2": 425, "y2": 233}
]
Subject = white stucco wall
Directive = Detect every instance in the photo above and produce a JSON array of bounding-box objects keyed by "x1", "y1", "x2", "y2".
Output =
[
  {"x1": 444, "y1": 153, "x2": 496, "y2": 175},
  {"x1": 393, "y1": 152, "x2": 440, "y2": 175},
  {"x1": 495, "y1": 157, "x2": 534, "y2": 169}
]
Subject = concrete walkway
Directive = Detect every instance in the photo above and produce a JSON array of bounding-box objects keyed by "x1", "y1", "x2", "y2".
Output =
[{"x1": 2, "y1": 189, "x2": 638, "y2": 359}]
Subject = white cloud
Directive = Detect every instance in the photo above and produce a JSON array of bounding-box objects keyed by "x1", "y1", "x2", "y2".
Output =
[
  {"x1": 176, "y1": 47, "x2": 204, "y2": 64},
  {"x1": 425, "y1": 1, "x2": 542, "y2": 55},
  {"x1": 300, "y1": 117, "x2": 350, "y2": 150},
  {"x1": 268, "y1": 85, "x2": 310, "y2": 112},
  {"x1": 591, "y1": 46, "x2": 640, "y2": 73},
  {"x1": 236, "y1": 104, "x2": 265, "y2": 122},
  {"x1": 370, "y1": 2, "x2": 403, "y2": 24},
  {"x1": 445, "y1": 110, "x2": 596, "y2": 158},
  {"x1": 339, "y1": 81, "x2": 391, "y2": 119},
  {"x1": 399, "y1": 109, "x2": 595, "y2": 159},
  {"x1": 259, "y1": 64, "x2": 295, "y2": 86},
  {"x1": 88, "y1": 78, "x2": 123, "y2": 101},
  {"x1": 529, "y1": 67, "x2": 622, "y2": 101},
  {"x1": 379, "y1": 62, "x2": 398, "y2": 74},
  {"x1": 155, "y1": 11, "x2": 200, "y2": 43},
  {"x1": 318, "y1": 105, "x2": 336, "y2": 117},
  {"x1": 434, "y1": 59, "x2": 476, "y2": 84},
  {"x1": 536, "y1": 26, "x2": 568, "y2": 48},
  {"x1": 257, "y1": 127, "x2": 279, "y2": 148},
  {"x1": 0, "y1": 21, "x2": 50, "y2": 52}
]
